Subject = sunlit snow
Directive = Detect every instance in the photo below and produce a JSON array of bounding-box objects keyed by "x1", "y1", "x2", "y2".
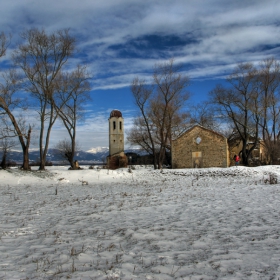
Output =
[{"x1": 0, "y1": 165, "x2": 279, "y2": 279}]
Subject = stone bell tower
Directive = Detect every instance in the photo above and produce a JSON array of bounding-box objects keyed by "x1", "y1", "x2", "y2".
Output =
[
  {"x1": 109, "y1": 109, "x2": 124, "y2": 155},
  {"x1": 107, "y1": 109, "x2": 127, "y2": 169}
]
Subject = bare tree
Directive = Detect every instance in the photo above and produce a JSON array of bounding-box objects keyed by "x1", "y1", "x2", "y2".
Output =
[
  {"x1": 0, "y1": 69, "x2": 32, "y2": 170},
  {"x1": 210, "y1": 63, "x2": 261, "y2": 166},
  {"x1": 13, "y1": 28, "x2": 75, "y2": 170},
  {"x1": 258, "y1": 58, "x2": 280, "y2": 164},
  {"x1": 54, "y1": 139, "x2": 80, "y2": 167},
  {"x1": 128, "y1": 79, "x2": 158, "y2": 168},
  {"x1": 0, "y1": 137, "x2": 16, "y2": 169},
  {"x1": 128, "y1": 59, "x2": 190, "y2": 169},
  {"x1": 55, "y1": 65, "x2": 91, "y2": 169}
]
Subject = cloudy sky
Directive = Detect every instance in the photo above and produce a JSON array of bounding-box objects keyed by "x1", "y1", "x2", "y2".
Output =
[{"x1": 1, "y1": 0, "x2": 280, "y2": 151}]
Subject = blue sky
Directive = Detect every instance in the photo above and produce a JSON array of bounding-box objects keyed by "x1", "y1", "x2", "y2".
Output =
[{"x1": 0, "y1": 0, "x2": 280, "y2": 151}]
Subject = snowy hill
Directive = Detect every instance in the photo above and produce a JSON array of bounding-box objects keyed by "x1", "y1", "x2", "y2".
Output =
[
  {"x1": 0, "y1": 165, "x2": 280, "y2": 279},
  {"x1": 86, "y1": 147, "x2": 109, "y2": 154}
]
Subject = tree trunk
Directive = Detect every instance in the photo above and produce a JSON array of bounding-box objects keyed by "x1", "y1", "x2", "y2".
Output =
[
  {"x1": 1, "y1": 152, "x2": 7, "y2": 169},
  {"x1": 70, "y1": 119, "x2": 77, "y2": 169},
  {"x1": 5, "y1": 111, "x2": 31, "y2": 171},
  {"x1": 158, "y1": 146, "x2": 167, "y2": 169},
  {"x1": 153, "y1": 153, "x2": 157, "y2": 169},
  {"x1": 39, "y1": 119, "x2": 54, "y2": 170},
  {"x1": 241, "y1": 139, "x2": 248, "y2": 166},
  {"x1": 22, "y1": 126, "x2": 32, "y2": 171},
  {"x1": 39, "y1": 101, "x2": 57, "y2": 170},
  {"x1": 64, "y1": 150, "x2": 76, "y2": 169},
  {"x1": 69, "y1": 154, "x2": 76, "y2": 169},
  {"x1": 22, "y1": 147, "x2": 30, "y2": 170}
]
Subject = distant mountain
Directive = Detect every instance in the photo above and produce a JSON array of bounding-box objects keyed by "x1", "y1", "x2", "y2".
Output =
[
  {"x1": 86, "y1": 147, "x2": 109, "y2": 154},
  {"x1": 2, "y1": 147, "x2": 147, "y2": 165}
]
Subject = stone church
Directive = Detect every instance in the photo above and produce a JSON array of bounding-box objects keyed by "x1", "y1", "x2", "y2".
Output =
[
  {"x1": 107, "y1": 109, "x2": 128, "y2": 169},
  {"x1": 172, "y1": 125, "x2": 229, "y2": 168}
]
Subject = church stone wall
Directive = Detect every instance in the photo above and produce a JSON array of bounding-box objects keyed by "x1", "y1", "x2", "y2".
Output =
[
  {"x1": 172, "y1": 126, "x2": 229, "y2": 169},
  {"x1": 228, "y1": 138, "x2": 267, "y2": 166},
  {"x1": 107, "y1": 152, "x2": 128, "y2": 170}
]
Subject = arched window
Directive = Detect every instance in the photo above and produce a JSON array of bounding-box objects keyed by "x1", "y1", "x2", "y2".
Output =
[
  {"x1": 119, "y1": 121, "x2": 122, "y2": 130},
  {"x1": 113, "y1": 121, "x2": 116, "y2": 130}
]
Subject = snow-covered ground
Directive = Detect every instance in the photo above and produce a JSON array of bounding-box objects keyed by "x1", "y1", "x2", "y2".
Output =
[{"x1": 0, "y1": 165, "x2": 280, "y2": 279}]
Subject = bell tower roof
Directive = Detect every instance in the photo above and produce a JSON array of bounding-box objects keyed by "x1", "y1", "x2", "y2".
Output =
[{"x1": 110, "y1": 109, "x2": 122, "y2": 118}]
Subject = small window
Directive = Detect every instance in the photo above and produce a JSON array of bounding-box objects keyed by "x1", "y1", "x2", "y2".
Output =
[
  {"x1": 195, "y1": 137, "x2": 201, "y2": 144},
  {"x1": 119, "y1": 121, "x2": 122, "y2": 130},
  {"x1": 113, "y1": 121, "x2": 116, "y2": 130}
]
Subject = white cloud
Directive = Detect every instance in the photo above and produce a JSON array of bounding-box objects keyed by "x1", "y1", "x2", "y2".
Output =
[
  {"x1": 2, "y1": 0, "x2": 280, "y2": 82},
  {"x1": 1, "y1": 0, "x2": 280, "y2": 149}
]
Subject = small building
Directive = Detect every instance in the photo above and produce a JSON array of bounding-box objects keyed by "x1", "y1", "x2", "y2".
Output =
[
  {"x1": 107, "y1": 109, "x2": 128, "y2": 169},
  {"x1": 228, "y1": 137, "x2": 267, "y2": 166},
  {"x1": 172, "y1": 125, "x2": 229, "y2": 168}
]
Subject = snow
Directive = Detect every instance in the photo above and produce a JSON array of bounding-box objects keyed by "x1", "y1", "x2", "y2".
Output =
[
  {"x1": 86, "y1": 147, "x2": 109, "y2": 154},
  {"x1": 0, "y1": 165, "x2": 280, "y2": 279}
]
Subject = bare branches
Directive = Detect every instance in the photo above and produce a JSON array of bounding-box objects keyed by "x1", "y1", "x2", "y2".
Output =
[
  {"x1": 0, "y1": 69, "x2": 24, "y2": 111},
  {"x1": 210, "y1": 62, "x2": 271, "y2": 166},
  {"x1": 128, "y1": 59, "x2": 190, "y2": 169},
  {"x1": 54, "y1": 139, "x2": 80, "y2": 165},
  {"x1": 0, "y1": 69, "x2": 31, "y2": 170},
  {"x1": 0, "y1": 28, "x2": 90, "y2": 170},
  {"x1": 13, "y1": 28, "x2": 76, "y2": 170},
  {"x1": 189, "y1": 101, "x2": 220, "y2": 131},
  {"x1": 258, "y1": 58, "x2": 280, "y2": 163},
  {"x1": 0, "y1": 32, "x2": 10, "y2": 58},
  {"x1": 0, "y1": 137, "x2": 16, "y2": 169},
  {"x1": 54, "y1": 65, "x2": 91, "y2": 169}
]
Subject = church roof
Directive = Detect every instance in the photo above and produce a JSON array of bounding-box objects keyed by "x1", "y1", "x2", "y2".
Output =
[
  {"x1": 110, "y1": 109, "x2": 122, "y2": 118},
  {"x1": 172, "y1": 125, "x2": 226, "y2": 142}
]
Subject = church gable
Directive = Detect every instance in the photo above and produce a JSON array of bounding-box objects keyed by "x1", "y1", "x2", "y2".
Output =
[{"x1": 172, "y1": 125, "x2": 229, "y2": 169}]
